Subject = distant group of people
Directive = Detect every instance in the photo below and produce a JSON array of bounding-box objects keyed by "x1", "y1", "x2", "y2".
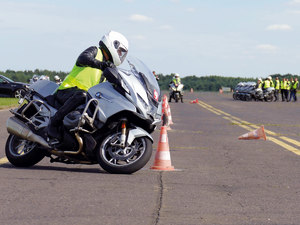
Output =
[
  {"x1": 29, "y1": 75, "x2": 62, "y2": 85},
  {"x1": 257, "y1": 76, "x2": 299, "y2": 102}
]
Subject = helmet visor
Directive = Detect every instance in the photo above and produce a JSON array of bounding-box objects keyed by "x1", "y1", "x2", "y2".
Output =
[{"x1": 117, "y1": 46, "x2": 128, "y2": 64}]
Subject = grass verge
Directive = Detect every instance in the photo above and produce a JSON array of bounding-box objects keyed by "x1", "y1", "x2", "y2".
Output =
[{"x1": 0, "y1": 98, "x2": 19, "y2": 110}]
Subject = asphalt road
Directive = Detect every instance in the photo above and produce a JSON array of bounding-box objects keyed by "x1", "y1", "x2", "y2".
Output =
[{"x1": 0, "y1": 92, "x2": 300, "y2": 225}]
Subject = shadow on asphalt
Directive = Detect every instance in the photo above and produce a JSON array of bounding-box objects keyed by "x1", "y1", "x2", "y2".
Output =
[{"x1": 0, "y1": 163, "x2": 107, "y2": 174}]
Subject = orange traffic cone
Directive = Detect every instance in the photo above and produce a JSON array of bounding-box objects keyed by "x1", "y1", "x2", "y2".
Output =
[
  {"x1": 238, "y1": 126, "x2": 267, "y2": 140},
  {"x1": 167, "y1": 104, "x2": 173, "y2": 125},
  {"x1": 189, "y1": 98, "x2": 199, "y2": 104},
  {"x1": 162, "y1": 95, "x2": 168, "y2": 114},
  {"x1": 151, "y1": 126, "x2": 174, "y2": 171}
]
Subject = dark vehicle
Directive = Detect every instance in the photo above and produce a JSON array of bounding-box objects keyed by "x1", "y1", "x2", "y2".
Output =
[
  {"x1": 233, "y1": 82, "x2": 256, "y2": 101},
  {"x1": 233, "y1": 82, "x2": 275, "y2": 102},
  {"x1": 0, "y1": 75, "x2": 27, "y2": 98}
]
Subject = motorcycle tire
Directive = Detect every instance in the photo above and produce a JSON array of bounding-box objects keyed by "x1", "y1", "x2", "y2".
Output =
[
  {"x1": 5, "y1": 134, "x2": 45, "y2": 167},
  {"x1": 97, "y1": 133, "x2": 152, "y2": 174}
]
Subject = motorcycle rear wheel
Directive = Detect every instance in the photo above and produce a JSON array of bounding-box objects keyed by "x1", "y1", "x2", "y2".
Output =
[
  {"x1": 5, "y1": 134, "x2": 45, "y2": 167},
  {"x1": 97, "y1": 132, "x2": 152, "y2": 174}
]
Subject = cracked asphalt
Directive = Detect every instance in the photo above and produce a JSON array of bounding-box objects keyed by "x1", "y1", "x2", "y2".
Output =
[{"x1": 1, "y1": 92, "x2": 300, "y2": 225}]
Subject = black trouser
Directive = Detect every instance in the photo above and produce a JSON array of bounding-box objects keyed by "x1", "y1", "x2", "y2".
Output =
[
  {"x1": 274, "y1": 89, "x2": 279, "y2": 101},
  {"x1": 289, "y1": 90, "x2": 297, "y2": 102},
  {"x1": 281, "y1": 89, "x2": 285, "y2": 101},
  {"x1": 50, "y1": 87, "x2": 87, "y2": 126},
  {"x1": 285, "y1": 90, "x2": 289, "y2": 102}
]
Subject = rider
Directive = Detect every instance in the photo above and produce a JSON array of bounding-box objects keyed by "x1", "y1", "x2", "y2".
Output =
[
  {"x1": 54, "y1": 75, "x2": 62, "y2": 85},
  {"x1": 263, "y1": 76, "x2": 271, "y2": 90},
  {"x1": 169, "y1": 73, "x2": 183, "y2": 102},
  {"x1": 47, "y1": 31, "x2": 129, "y2": 141},
  {"x1": 256, "y1": 78, "x2": 263, "y2": 89}
]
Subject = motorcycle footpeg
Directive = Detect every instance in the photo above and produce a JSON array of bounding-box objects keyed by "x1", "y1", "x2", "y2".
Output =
[{"x1": 47, "y1": 138, "x2": 60, "y2": 147}]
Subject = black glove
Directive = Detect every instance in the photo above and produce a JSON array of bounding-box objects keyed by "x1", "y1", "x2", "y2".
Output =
[{"x1": 99, "y1": 61, "x2": 115, "y2": 70}]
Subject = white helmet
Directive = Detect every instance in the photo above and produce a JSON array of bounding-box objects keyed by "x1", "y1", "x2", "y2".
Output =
[
  {"x1": 258, "y1": 78, "x2": 262, "y2": 82},
  {"x1": 267, "y1": 76, "x2": 272, "y2": 80},
  {"x1": 32, "y1": 75, "x2": 39, "y2": 82},
  {"x1": 99, "y1": 31, "x2": 129, "y2": 66},
  {"x1": 54, "y1": 75, "x2": 61, "y2": 81},
  {"x1": 174, "y1": 73, "x2": 180, "y2": 78}
]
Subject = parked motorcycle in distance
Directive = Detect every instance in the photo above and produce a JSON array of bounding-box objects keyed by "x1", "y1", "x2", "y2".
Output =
[
  {"x1": 233, "y1": 82, "x2": 275, "y2": 102},
  {"x1": 169, "y1": 83, "x2": 184, "y2": 103},
  {"x1": 5, "y1": 57, "x2": 162, "y2": 174}
]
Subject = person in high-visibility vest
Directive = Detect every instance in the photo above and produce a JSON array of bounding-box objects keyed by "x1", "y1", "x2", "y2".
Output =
[
  {"x1": 263, "y1": 76, "x2": 271, "y2": 89},
  {"x1": 256, "y1": 78, "x2": 263, "y2": 89},
  {"x1": 280, "y1": 78, "x2": 285, "y2": 101},
  {"x1": 47, "y1": 31, "x2": 129, "y2": 141},
  {"x1": 289, "y1": 77, "x2": 299, "y2": 102},
  {"x1": 274, "y1": 77, "x2": 280, "y2": 102},
  {"x1": 169, "y1": 73, "x2": 183, "y2": 102},
  {"x1": 282, "y1": 78, "x2": 288, "y2": 101},
  {"x1": 286, "y1": 78, "x2": 291, "y2": 102}
]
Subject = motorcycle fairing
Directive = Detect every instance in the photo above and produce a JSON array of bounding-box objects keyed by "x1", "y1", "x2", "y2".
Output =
[{"x1": 88, "y1": 82, "x2": 136, "y2": 123}]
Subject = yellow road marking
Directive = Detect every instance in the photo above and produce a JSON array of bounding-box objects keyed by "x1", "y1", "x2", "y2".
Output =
[
  {"x1": 197, "y1": 100, "x2": 300, "y2": 155},
  {"x1": 279, "y1": 136, "x2": 300, "y2": 147},
  {"x1": 0, "y1": 157, "x2": 8, "y2": 164},
  {"x1": 268, "y1": 137, "x2": 300, "y2": 155}
]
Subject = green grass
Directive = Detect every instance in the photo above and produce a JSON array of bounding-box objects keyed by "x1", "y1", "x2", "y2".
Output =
[{"x1": 0, "y1": 98, "x2": 19, "y2": 109}]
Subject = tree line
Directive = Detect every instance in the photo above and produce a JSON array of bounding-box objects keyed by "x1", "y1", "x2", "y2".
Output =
[{"x1": 1, "y1": 69, "x2": 299, "y2": 92}]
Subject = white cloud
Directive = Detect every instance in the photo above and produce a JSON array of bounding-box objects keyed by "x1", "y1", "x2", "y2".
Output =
[
  {"x1": 159, "y1": 25, "x2": 173, "y2": 30},
  {"x1": 256, "y1": 44, "x2": 278, "y2": 52},
  {"x1": 186, "y1": 7, "x2": 196, "y2": 12},
  {"x1": 266, "y1": 24, "x2": 292, "y2": 31},
  {"x1": 129, "y1": 14, "x2": 153, "y2": 22}
]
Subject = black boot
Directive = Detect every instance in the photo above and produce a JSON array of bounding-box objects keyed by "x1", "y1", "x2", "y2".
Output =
[{"x1": 47, "y1": 118, "x2": 62, "y2": 141}]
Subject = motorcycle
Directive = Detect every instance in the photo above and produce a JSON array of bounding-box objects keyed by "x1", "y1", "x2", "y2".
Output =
[
  {"x1": 5, "y1": 57, "x2": 162, "y2": 174},
  {"x1": 169, "y1": 83, "x2": 184, "y2": 103},
  {"x1": 254, "y1": 87, "x2": 275, "y2": 102},
  {"x1": 233, "y1": 82, "x2": 275, "y2": 102}
]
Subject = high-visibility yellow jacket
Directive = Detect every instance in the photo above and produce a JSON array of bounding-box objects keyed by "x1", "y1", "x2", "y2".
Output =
[
  {"x1": 275, "y1": 80, "x2": 280, "y2": 90},
  {"x1": 282, "y1": 80, "x2": 287, "y2": 90},
  {"x1": 286, "y1": 81, "x2": 291, "y2": 90},
  {"x1": 172, "y1": 78, "x2": 181, "y2": 85},
  {"x1": 292, "y1": 81, "x2": 299, "y2": 90},
  {"x1": 59, "y1": 48, "x2": 103, "y2": 92},
  {"x1": 263, "y1": 80, "x2": 270, "y2": 89}
]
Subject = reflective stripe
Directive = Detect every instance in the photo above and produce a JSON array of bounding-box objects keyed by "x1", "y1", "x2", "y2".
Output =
[
  {"x1": 156, "y1": 151, "x2": 171, "y2": 161},
  {"x1": 160, "y1": 134, "x2": 167, "y2": 143}
]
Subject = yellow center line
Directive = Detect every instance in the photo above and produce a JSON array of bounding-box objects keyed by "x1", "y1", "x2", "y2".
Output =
[
  {"x1": 268, "y1": 137, "x2": 300, "y2": 155},
  {"x1": 197, "y1": 100, "x2": 300, "y2": 155},
  {"x1": 0, "y1": 157, "x2": 8, "y2": 164},
  {"x1": 279, "y1": 136, "x2": 300, "y2": 147}
]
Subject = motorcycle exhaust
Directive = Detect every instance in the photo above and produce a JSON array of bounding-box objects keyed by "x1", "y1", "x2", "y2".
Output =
[{"x1": 6, "y1": 117, "x2": 50, "y2": 148}]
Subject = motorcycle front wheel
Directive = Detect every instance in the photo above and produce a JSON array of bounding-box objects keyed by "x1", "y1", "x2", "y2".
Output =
[
  {"x1": 5, "y1": 134, "x2": 45, "y2": 167},
  {"x1": 97, "y1": 132, "x2": 152, "y2": 174}
]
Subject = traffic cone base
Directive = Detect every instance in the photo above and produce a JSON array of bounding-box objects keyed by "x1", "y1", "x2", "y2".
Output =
[{"x1": 238, "y1": 126, "x2": 267, "y2": 140}]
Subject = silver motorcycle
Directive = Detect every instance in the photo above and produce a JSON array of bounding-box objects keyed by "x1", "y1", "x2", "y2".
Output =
[{"x1": 5, "y1": 57, "x2": 162, "y2": 174}]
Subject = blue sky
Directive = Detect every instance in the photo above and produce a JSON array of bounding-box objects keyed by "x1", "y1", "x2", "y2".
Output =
[{"x1": 0, "y1": 0, "x2": 300, "y2": 78}]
